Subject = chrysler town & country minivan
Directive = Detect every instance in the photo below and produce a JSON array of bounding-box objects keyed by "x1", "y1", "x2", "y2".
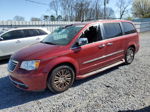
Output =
[{"x1": 8, "y1": 20, "x2": 139, "y2": 93}]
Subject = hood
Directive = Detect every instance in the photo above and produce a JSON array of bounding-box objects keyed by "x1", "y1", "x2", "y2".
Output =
[{"x1": 12, "y1": 43, "x2": 66, "y2": 61}]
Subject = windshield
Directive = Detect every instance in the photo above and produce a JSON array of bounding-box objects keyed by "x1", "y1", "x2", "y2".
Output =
[
  {"x1": 0, "y1": 30, "x2": 5, "y2": 35},
  {"x1": 0, "y1": 29, "x2": 9, "y2": 35},
  {"x1": 42, "y1": 25, "x2": 84, "y2": 45}
]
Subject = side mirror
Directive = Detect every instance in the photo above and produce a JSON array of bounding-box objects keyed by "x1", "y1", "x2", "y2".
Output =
[{"x1": 78, "y1": 38, "x2": 88, "y2": 46}]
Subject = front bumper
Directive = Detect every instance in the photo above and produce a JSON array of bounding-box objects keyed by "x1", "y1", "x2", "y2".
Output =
[{"x1": 9, "y1": 72, "x2": 47, "y2": 91}]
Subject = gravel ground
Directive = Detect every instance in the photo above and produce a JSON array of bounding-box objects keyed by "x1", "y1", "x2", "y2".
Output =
[{"x1": 0, "y1": 32, "x2": 150, "y2": 112}]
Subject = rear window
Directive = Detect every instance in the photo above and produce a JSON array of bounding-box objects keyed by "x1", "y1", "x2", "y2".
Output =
[
  {"x1": 23, "y1": 29, "x2": 47, "y2": 37},
  {"x1": 122, "y1": 22, "x2": 136, "y2": 34},
  {"x1": 103, "y1": 23, "x2": 122, "y2": 39},
  {"x1": 37, "y1": 29, "x2": 48, "y2": 35},
  {"x1": 23, "y1": 29, "x2": 39, "y2": 37}
]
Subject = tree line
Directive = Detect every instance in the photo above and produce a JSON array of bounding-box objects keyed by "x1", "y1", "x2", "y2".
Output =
[{"x1": 13, "y1": 0, "x2": 150, "y2": 21}]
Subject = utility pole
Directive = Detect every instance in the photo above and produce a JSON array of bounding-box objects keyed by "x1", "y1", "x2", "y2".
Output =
[{"x1": 104, "y1": 0, "x2": 109, "y2": 19}]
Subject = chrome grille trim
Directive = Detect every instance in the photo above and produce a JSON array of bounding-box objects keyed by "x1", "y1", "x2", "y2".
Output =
[
  {"x1": 9, "y1": 76, "x2": 27, "y2": 87},
  {"x1": 8, "y1": 59, "x2": 18, "y2": 72}
]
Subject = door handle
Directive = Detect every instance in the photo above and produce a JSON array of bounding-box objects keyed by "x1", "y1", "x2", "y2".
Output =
[
  {"x1": 99, "y1": 44, "x2": 105, "y2": 48},
  {"x1": 106, "y1": 43, "x2": 113, "y2": 46},
  {"x1": 16, "y1": 40, "x2": 21, "y2": 43}
]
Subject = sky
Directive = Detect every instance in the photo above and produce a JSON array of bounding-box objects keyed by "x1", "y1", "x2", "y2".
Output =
[
  {"x1": 0, "y1": 0, "x2": 130, "y2": 21},
  {"x1": 0, "y1": 0, "x2": 50, "y2": 21}
]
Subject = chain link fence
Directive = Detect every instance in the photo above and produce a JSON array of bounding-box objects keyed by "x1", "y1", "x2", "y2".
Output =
[
  {"x1": 0, "y1": 21, "x2": 81, "y2": 33},
  {"x1": 0, "y1": 20, "x2": 150, "y2": 32}
]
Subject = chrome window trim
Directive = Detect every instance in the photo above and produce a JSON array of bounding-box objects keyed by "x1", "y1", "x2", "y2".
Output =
[{"x1": 83, "y1": 50, "x2": 124, "y2": 64}]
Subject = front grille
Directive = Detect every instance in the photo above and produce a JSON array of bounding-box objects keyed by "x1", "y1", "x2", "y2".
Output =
[{"x1": 8, "y1": 59, "x2": 18, "y2": 72}]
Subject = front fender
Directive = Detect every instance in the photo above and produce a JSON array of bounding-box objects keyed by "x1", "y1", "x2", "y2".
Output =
[{"x1": 43, "y1": 56, "x2": 79, "y2": 76}]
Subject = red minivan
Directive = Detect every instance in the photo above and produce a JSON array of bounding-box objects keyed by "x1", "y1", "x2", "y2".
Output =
[{"x1": 8, "y1": 20, "x2": 140, "y2": 93}]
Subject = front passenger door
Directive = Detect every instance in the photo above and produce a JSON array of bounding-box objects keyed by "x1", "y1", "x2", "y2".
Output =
[
  {"x1": 71, "y1": 24, "x2": 105, "y2": 75},
  {"x1": 20, "y1": 29, "x2": 42, "y2": 48}
]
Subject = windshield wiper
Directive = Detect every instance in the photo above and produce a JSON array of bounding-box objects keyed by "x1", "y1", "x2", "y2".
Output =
[{"x1": 40, "y1": 41, "x2": 56, "y2": 45}]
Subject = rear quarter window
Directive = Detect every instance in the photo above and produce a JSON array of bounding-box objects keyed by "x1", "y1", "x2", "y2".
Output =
[
  {"x1": 37, "y1": 29, "x2": 48, "y2": 35},
  {"x1": 103, "y1": 23, "x2": 122, "y2": 39},
  {"x1": 23, "y1": 29, "x2": 38, "y2": 37},
  {"x1": 122, "y1": 22, "x2": 137, "y2": 34}
]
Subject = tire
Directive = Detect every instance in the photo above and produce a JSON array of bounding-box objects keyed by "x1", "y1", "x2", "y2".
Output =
[
  {"x1": 125, "y1": 47, "x2": 135, "y2": 65},
  {"x1": 47, "y1": 65, "x2": 75, "y2": 93}
]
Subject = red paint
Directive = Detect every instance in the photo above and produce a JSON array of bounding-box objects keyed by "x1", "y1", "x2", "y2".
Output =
[{"x1": 8, "y1": 20, "x2": 140, "y2": 91}]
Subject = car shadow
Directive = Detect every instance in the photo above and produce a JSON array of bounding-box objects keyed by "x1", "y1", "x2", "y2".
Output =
[
  {"x1": 118, "y1": 106, "x2": 150, "y2": 112},
  {"x1": 73, "y1": 63, "x2": 124, "y2": 87},
  {"x1": 0, "y1": 63, "x2": 124, "y2": 110},
  {"x1": 0, "y1": 76, "x2": 54, "y2": 110}
]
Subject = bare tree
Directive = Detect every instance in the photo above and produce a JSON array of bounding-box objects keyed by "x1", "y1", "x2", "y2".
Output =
[
  {"x1": 93, "y1": 0, "x2": 103, "y2": 19},
  {"x1": 116, "y1": 0, "x2": 131, "y2": 19},
  {"x1": 86, "y1": 8, "x2": 95, "y2": 20},
  {"x1": 104, "y1": 7, "x2": 115, "y2": 19},
  {"x1": 104, "y1": 0, "x2": 109, "y2": 19},
  {"x1": 132, "y1": 0, "x2": 150, "y2": 18},
  {"x1": 13, "y1": 16, "x2": 25, "y2": 21},
  {"x1": 74, "y1": 0, "x2": 90, "y2": 21},
  {"x1": 83, "y1": 0, "x2": 104, "y2": 20},
  {"x1": 49, "y1": 0, "x2": 60, "y2": 18},
  {"x1": 47, "y1": 0, "x2": 113, "y2": 21},
  {"x1": 61, "y1": 0, "x2": 75, "y2": 21}
]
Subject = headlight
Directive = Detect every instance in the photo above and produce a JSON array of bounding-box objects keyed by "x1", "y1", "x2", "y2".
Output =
[{"x1": 20, "y1": 60, "x2": 40, "y2": 71}]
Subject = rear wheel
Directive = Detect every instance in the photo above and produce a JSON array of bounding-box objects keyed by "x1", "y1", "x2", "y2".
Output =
[
  {"x1": 125, "y1": 47, "x2": 135, "y2": 64},
  {"x1": 47, "y1": 65, "x2": 75, "y2": 93}
]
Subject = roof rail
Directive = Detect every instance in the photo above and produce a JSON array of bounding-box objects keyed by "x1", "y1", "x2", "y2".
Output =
[{"x1": 81, "y1": 17, "x2": 122, "y2": 22}]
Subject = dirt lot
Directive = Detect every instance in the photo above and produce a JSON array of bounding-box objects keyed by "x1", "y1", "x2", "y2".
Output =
[{"x1": 0, "y1": 32, "x2": 150, "y2": 112}]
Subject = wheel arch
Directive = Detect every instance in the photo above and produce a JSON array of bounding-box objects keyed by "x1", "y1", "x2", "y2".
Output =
[
  {"x1": 48, "y1": 62, "x2": 76, "y2": 75},
  {"x1": 43, "y1": 56, "x2": 79, "y2": 80},
  {"x1": 128, "y1": 45, "x2": 136, "y2": 51},
  {"x1": 127, "y1": 41, "x2": 137, "y2": 52}
]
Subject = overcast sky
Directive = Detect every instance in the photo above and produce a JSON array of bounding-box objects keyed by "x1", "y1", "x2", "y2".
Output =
[{"x1": 0, "y1": 0, "x2": 131, "y2": 21}]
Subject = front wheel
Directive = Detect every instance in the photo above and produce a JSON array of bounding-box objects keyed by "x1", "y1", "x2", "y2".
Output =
[
  {"x1": 47, "y1": 65, "x2": 75, "y2": 93},
  {"x1": 125, "y1": 47, "x2": 135, "y2": 64}
]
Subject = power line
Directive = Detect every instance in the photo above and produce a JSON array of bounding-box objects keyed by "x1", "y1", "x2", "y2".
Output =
[{"x1": 25, "y1": 0, "x2": 49, "y2": 6}]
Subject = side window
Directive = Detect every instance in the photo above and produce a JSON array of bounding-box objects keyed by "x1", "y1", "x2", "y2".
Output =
[
  {"x1": 79, "y1": 25, "x2": 102, "y2": 45},
  {"x1": 38, "y1": 29, "x2": 48, "y2": 35},
  {"x1": 23, "y1": 30, "x2": 30, "y2": 37},
  {"x1": 1, "y1": 30, "x2": 24, "y2": 40},
  {"x1": 103, "y1": 23, "x2": 122, "y2": 39},
  {"x1": 122, "y1": 22, "x2": 136, "y2": 34},
  {"x1": 29, "y1": 29, "x2": 38, "y2": 36},
  {"x1": 23, "y1": 29, "x2": 38, "y2": 37}
]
